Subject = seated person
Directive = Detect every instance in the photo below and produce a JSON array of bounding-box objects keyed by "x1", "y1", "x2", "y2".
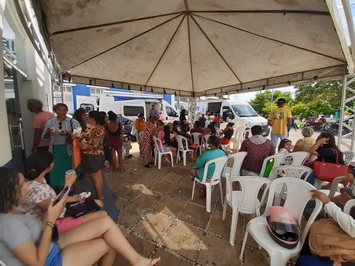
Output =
[
  {"x1": 278, "y1": 139, "x2": 292, "y2": 154},
  {"x1": 293, "y1": 127, "x2": 315, "y2": 152},
  {"x1": 190, "y1": 121, "x2": 205, "y2": 134},
  {"x1": 188, "y1": 136, "x2": 226, "y2": 197},
  {"x1": 317, "y1": 115, "x2": 327, "y2": 124},
  {"x1": 0, "y1": 167, "x2": 161, "y2": 266},
  {"x1": 157, "y1": 124, "x2": 177, "y2": 164},
  {"x1": 173, "y1": 120, "x2": 191, "y2": 139},
  {"x1": 296, "y1": 190, "x2": 355, "y2": 266},
  {"x1": 240, "y1": 125, "x2": 275, "y2": 176},
  {"x1": 219, "y1": 122, "x2": 234, "y2": 145},
  {"x1": 20, "y1": 151, "x2": 107, "y2": 234}
]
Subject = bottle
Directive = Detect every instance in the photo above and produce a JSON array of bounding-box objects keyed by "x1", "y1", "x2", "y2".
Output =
[{"x1": 263, "y1": 158, "x2": 275, "y2": 178}]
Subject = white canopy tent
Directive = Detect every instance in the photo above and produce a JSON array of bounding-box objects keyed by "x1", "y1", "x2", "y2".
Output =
[{"x1": 19, "y1": 0, "x2": 353, "y2": 97}]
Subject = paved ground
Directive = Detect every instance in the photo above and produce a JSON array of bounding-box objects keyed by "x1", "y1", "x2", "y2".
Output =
[{"x1": 106, "y1": 142, "x2": 298, "y2": 266}]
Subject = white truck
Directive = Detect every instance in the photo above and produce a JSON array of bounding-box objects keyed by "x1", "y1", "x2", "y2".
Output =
[
  {"x1": 97, "y1": 95, "x2": 179, "y2": 123},
  {"x1": 195, "y1": 99, "x2": 270, "y2": 136}
]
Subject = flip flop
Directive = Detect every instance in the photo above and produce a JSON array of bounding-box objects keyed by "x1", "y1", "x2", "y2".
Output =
[{"x1": 151, "y1": 257, "x2": 161, "y2": 266}]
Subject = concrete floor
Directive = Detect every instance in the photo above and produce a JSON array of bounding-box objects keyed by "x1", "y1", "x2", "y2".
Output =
[{"x1": 107, "y1": 143, "x2": 296, "y2": 266}]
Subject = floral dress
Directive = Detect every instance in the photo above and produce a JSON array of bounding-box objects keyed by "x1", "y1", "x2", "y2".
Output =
[{"x1": 141, "y1": 122, "x2": 156, "y2": 154}]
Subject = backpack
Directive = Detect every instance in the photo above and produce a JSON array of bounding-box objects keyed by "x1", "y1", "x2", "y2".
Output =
[{"x1": 309, "y1": 219, "x2": 355, "y2": 266}]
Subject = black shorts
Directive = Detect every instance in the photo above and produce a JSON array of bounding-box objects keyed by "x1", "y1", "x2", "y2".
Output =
[{"x1": 82, "y1": 153, "x2": 105, "y2": 174}]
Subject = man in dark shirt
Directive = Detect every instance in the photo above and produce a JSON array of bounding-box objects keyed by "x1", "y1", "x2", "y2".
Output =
[{"x1": 199, "y1": 114, "x2": 207, "y2": 128}]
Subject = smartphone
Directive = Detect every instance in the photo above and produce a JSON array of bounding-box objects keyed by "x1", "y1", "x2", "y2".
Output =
[{"x1": 53, "y1": 186, "x2": 70, "y2": 206}]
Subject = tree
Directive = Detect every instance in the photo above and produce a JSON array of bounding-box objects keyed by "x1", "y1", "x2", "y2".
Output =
[{"x1": 249, "y1": 90, "x2": 293, "y2": 115}]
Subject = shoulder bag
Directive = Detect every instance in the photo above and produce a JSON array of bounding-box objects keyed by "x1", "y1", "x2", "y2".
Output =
[
  {"x1": 313, "y1": 149, "x2": 348, "y2": 182},
  {"x1": 309, "y1": 218, "x2": 355, "y2": 266}
]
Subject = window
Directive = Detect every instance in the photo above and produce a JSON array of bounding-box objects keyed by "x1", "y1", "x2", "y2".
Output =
[
  {"x1": 231, "y1": 105, "x2": 258, "y2": 117},
  {"x1": 166, "y1": 106, "x2": 178, "y2": 117},
  {"x1": 222, "y1": 106, "x2": 234, "y2": 120},
  {"x1": 123, "y1": 106, "x2": 144, "y2": 117},
  {"x1": 80, "y1": 104, "x2": 95, "y2": 112}
]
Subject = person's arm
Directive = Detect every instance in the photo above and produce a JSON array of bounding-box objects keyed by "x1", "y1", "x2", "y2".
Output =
[
  {"x1": 195, "y1": 151, "x2": 208, "y2": 169},
  {"x1": 309, "y1": 137, "x2": 328, "y2": 156},
  {"x1": 12, "y1": 196, "x2": 66, "y2": 266},
  {"x1": 32, "y1": 129, "x2": 43, "y2": 153}
]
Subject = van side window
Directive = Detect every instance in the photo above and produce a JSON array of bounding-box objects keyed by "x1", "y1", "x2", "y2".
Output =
[
  {"x1": 166, "y1": 106, "x2": 178, "y2": 117},
  {"x1": 80, "y1": 104, "x2": 95, "y2": 112},
  {"x1": 222, "y1": 106, "x2": 234, "y2": 121},
  {"x1": 123, "y1": 106, "x2": 144, "y2": 117}
]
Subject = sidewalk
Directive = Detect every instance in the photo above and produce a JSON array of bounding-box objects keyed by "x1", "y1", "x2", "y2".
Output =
[{"x1": 107, "y1": 143, "x2": 287, "y2": 265}]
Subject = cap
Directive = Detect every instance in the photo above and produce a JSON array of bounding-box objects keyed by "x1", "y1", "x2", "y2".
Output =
[
  {"x1": 276, "y1": 98, "x2": 286, "y2": 105},
  {"x1": 27, "y1": 99, "x2": 43, "y2": 108}
]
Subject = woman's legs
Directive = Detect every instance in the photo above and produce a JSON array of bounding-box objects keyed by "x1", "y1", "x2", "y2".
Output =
[
  {"x1": 58, "y1": 216, "x2": 160, "y2": 266},
  {"x1": 90, "y1": 170, "x2": 104, "y2": 202},
  {"x1": 82, "y1": 210, "x2": 107, "y2": 223},
  {"x1": 111, "y1": 148, "x2": 118, "y2": 172},
  {"x1": 117, "y1": 146, "x2": 124, "y2": 172}
]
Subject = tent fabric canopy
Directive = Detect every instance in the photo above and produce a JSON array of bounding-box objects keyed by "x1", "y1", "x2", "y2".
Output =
[{"x1": 31, "y1": 0, "x2": 352, "y2": 97}]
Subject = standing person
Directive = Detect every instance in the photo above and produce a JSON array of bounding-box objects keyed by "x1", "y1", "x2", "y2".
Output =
[
  {"x1": 27, "y1": 99, "x2": 54, "y2": 153},
  {"x1": 106, "y1": 111, "x2": 124, "y2": 173},
  {"x1": 199, "y1": 113, "x2": 207, "y2": 128},
  {"x1": 149, "y1": 105, "x2": 159, "y2": 119},
  {"x1": 141, "y1": 116, "x2": 159, "y2": 168},
  {"x1": 73, "y1": 107, "x2": 88, "y2": 131},
  {"x1": 42, "y1": 103, "x2": 80, "y2": 192},
  {"x1": 77, "y1": 111, "x2": 106, "y2": 204},
  {"x1": 240, "y1": 125, "x2": 275, "y2": 176},
  {"x1": 0, "y1": 167, "x2": 161, "y2": 266},
  {"x1": 268, "y1": 98, "x2": 292, "y2": 147},
  {"x1": 135, "y1": 114, "x2": 146, "y2": 154},
  {"x1": 179, "y1": 109, "x2": 190, "y2": 133}
]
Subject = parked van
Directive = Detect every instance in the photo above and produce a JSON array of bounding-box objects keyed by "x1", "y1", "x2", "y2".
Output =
[
  {"x1": 195, "y1": 100, "x2": 270, "y2": 136},
  {"x1": 98, "y1": 96, "x2": 179, "y2": 123}
]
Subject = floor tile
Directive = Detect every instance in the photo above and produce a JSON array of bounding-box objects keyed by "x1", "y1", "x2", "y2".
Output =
[
  {"x1": 178, "y1": 202, "x2": 211, "y2": 229},
  {"x1": 154, "y1": 196, "x2": 186, "y2": 217}
]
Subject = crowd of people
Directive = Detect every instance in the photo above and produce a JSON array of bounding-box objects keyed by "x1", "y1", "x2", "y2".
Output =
[{"x1": 2, "y1": 98, "x2": 355, "y2": 265}]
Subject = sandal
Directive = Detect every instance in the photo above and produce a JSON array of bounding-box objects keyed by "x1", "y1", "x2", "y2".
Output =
[
  {"x1": 144, "y1": 164, "x2": 152, "y2": 168},
  {"x1": 151, "y1": 257, "x2": 161, "y2": 266},
  {"x1": 148, "y1": 161, "x2": 154, "y2": 165}
]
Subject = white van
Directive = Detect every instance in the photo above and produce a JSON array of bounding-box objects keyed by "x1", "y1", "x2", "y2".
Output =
[
  {"x1": 195, "y1": 100, "x2": 270, "y2": 136},
  {"x1": 98, "y1": 96, "x2": 179, "y2": 123}
]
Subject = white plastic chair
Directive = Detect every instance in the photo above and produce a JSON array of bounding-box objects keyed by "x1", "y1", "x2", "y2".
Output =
[
  {"x1": 223, "y1": 151, "x2": 248, "y2": 179},
  {"x1": 259, "y1": 153, "x2": 285, "y2": 178},
  {"x1": 201, "y1": 134, "x2": 211, "y2": 151},
  {"x1": 230, "y1": 125, "x2": 246, "y2": 153},
  {"x1": 176, "y1": 135, "x2": 193, "y2": 166},
  {"x1": 266, "y1": 165, "x2": 313, "y2": 205},
  {"x1": 191, "y1": 156, "x2": 228, "y2": 212},
  {"x1": 283, "y1": 151, "x2": 310, "y2": 165},
  {"x1": 343, "y1": 198, "x2": 355, "y2": 214},
  {"x1": 343, "y1": 151, "x2": 355, "y2": 165},
  {"x1": 239, "y1": 178, "x2": 323, "y2": 266},
  {"x1": 219, "y1": 122, "x2": 228, "y2": 131},
  {"x1": 223, "y1": 175, "x2": 271, "y2": 246},
  {"x1": 0, "y1": 260, "x2": 6, "y2": 266},
  {"x1": 153, "y1": 136, "x2": 173, "y2": 169},
  {"x1": 318, "y1": 176, "x2": 345, "y2": 197},
  {"x1": 191, "y1": 132, "x2": 202, "y2": 154}
]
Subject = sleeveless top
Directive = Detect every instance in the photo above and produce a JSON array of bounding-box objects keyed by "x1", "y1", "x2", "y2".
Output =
[{"x1": 106, "y1": 123, "x2": 121, "y2": 136}]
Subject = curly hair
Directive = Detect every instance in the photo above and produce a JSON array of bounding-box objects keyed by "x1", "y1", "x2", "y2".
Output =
[{"x1": 0, "y1": 167, "x2": 21, "y2": 213}]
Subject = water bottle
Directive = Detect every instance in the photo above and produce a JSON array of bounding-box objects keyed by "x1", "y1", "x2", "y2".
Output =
[{"x1": 263, "y1": 158, "x2": 275, "y2": 178}]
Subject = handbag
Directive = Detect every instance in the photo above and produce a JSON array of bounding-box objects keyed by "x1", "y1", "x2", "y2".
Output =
[
  {"x1": 66, "y1": 197, "x2": 101, "y2": 218},
  {"x1": 309, "y1": 219, "x2": 355, "y2": 266},
  {"x1": 313, "y1": 149, "x2": 348, "y2": 182},
  {"x1": 72, "y1": 139, "x2": 82, "y2": 169}
]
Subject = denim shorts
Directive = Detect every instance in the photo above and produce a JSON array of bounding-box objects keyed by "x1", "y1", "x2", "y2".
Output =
[{"x1": 45, "y1": 242, "x2": 62, "y2": 266}]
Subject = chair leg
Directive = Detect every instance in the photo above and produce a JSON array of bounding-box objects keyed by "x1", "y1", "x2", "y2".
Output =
[
  {"x1": 222, "y1": 200, "x2": 227, "y2": 220},
  {"x1": 229, "y1": 209, "x2": 239, "y2": 246},
  {"x1": 154, "y1": 151, "x2": 157, "y2": 166},
  {"x1": 206, "y1": 184, "x2": 212, "y2": 212},
  {"x1": 170, "y1": 153, "x2": 173, "y2": 167},
  {"x1": 158, "y1": 155, "x2": 161, "y2": 169},
  {"x1": 239, "y1": 225, "x2": 249, "y2": 261},
  {"x1": 219, "y1": 181, "x2": 223, "y2": 207},
  {"x1": 191, "y1": 180, "x2": 196, "y2": 200},
  {"x1": 183, "y1": 152, "x2": 186, "y2": 166}
]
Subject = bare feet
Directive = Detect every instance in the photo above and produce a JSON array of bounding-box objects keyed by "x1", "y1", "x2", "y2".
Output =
[
  {"x1": 120, "y1": 168, "x2": 125, "y2": 173},
  {"x1": 136, "y1": 257, "x2": 161, "y2": 266}
]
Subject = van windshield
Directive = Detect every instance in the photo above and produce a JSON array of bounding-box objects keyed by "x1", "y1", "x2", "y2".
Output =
[{"x1": 231, "y1": 105, "x2": 258, "y2": 117}]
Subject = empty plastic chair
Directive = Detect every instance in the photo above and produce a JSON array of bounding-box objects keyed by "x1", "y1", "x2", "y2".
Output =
[{"x1": 176, "y1": 135, "x2": 193, "y2": 166}]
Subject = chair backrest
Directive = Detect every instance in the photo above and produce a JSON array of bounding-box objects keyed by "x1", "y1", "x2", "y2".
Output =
[
  {"x1": 225, "y1": 175, "x2": 271, "y2": 214},
  {"x1": 153, "y1": 136, "x2": 164, "y2": 153},
  {"x1": 200, "y1": 156, "x2": 228, "y2": 185},
  {"x1": 265, "y1": 178, "x2": 322, "y2": 240},
  {"x1": 176, "y1": 135, "x2": 190, "y2": 151},
  {"x1": 191, "y1": 132, "x2": 202, "y2": 145},
  {"x1": 219, "y1": 122, "x2": 228, "y2": 131},
  {"x1": 283, "y1": 151, "x2": 310, "y2": 165},
  {"x1": 268, "y1": 165, "x2": 313, "y2": 181},
  {"x1": 201, "y1": 134, "x2": 211, "y2": 150},
  {"x1": 225, "y1": 151, "x2": 248, "y2": 177},
  {"x1": 344, "y1": 199, "x2": 355, "y2": 215},
  {"x1": 231, "y1": 125, "x2": 247, "y2": 152},
  {"x1": 259, "y1": 153, "x2": 285, "y2": 177},
  {"x1": 343, "y1": 151, "x2": 355, "y2": 166}
]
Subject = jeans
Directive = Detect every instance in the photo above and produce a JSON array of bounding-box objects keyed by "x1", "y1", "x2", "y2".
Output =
[{"x1": 271, "y1": 134, "x2": 288, "y2": 147}]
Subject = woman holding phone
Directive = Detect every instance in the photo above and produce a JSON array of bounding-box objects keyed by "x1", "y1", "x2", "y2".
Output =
[{"x1": 0, "y1": 167, "x2": 161, "y2": 266}]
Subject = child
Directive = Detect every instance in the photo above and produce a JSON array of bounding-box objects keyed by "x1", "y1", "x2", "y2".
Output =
[{"x1": 278, "y1": 139, "x2": 292, "y2": 154}]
